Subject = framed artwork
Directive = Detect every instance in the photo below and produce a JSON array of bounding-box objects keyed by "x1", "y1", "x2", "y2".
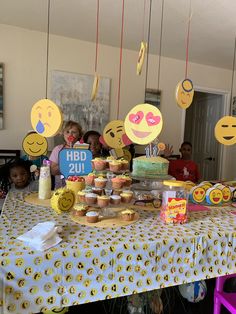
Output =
[
  {"x1": 0, "y1": 63, "x2": 3, "y2": 129},
  {"x1": 51, "y1": 70, "x2": 111, "y2": 140},
  {"x1": 232, "y1": 96, "x2": 236, "y2": 117},
  {"x1": 145, "y1": 88, "x2": 161, "y2": 107}
]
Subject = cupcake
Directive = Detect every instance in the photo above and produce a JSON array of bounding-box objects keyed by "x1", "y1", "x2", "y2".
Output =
[
  {"x1": 109, "y1": 160, "x2": 122, "y2": 172},
  {"x1": 117, "y1": 175, "x2": 132, "y2": 187},
  {"x1": 120, "y1": 159, "x2": 129, "y2": 170},
  {"x1": 110, "y1": 195, "x2": 121, "y2": 205},
  {"x1": 121, "y1": 209, "x2": 136, "y2": 221},
  {"x1": 85, "y1": 173, "x2": 97, "y2": 186},
  {"x1": 92, "y1": 187, "x2": 103, "y2": 196},
  {"x1": 94, "y1": 177, "x2": 108, "y2": 189},
  {"x1": 73, "y1": 204, "x2": 89, "y2": 217},
  {"x1": 105, "y1": 156, "x2": 116, "y2": 168},
  {"x1": 86, "y1": 211, "x2": 99, "y2": 223},
  {"x1": 111, "y1": 177, "x2": 125, "y2": 189},
  {"x1": 92, "y1": 158, "x2": 107, "y2": 171},
  {"x1": 85, "y1": 193, "x2": 97, "y2": 205},
  {"x1": 112, "y1": 189, "x2": 122, "y2": 196},
  {"x1": 120, "y1": 192, "x2": 133, "y2": 203},
  {"x1": 97, "y1": 195, "x2": 110, "y2": 208},
  {"x1": 77, "y1": 191, "x2": 86, "y2": 203}
]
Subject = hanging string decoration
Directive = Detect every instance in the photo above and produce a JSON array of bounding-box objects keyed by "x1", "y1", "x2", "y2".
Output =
[
  {"x1": 214, "y1": 37, "x2": 236, "y2": 146},
  {"x1": 175, "y1": 0, "x2": 194, "y2": 109},
  {"x1": 31, "y1": 0, "x2": 63, "y2": 138},
  {"x1": 137, "y1": 0, "x2": 147, "y2": 75},
  {"x1": 91, "y1": 0, "x2": 100, "y2": 101}
]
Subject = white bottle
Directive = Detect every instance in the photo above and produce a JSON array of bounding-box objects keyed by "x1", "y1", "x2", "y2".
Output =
[{"x1": 38, "y1": 160, "x2": 51, "y2": 200}]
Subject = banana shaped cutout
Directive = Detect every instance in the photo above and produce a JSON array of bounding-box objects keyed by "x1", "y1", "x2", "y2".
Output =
[
  {"x1": 136, "y1": 41, "x2": 147, "y2": 75},
  {"x1": 91, "y1": 74, "x2": 99, "y2": 101}
]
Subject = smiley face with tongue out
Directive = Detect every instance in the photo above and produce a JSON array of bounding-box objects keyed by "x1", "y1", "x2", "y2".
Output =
[{"x1": 31, "y1": 99, "x2": 63, "y2": 137}]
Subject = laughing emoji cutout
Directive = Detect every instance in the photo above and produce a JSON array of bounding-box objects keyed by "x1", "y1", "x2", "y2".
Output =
[
  {"x1": 214, "y1": 116, "x2": 236, "y2": 145},
  {"x1": 124, "y1": 104, "x2": 163, "y2": 145},
  {"x1": 31, "y1": 99, "x2": 63, "y2": 138},
  {"x1": 22, "y1": 131, "x2": 48, "y2": 157},
  {"x1": 206, "y1": 187, "x2": 223, "y2": 205},
  {"x1": 51, "y1": 188, "x2": 75, "y2": 214},
  {"x1": 175, "y1": 79, "x2": 194, "y2": 109},
  {"x1": 102, "y1": 120, "x2": 132, "y2": 149}
]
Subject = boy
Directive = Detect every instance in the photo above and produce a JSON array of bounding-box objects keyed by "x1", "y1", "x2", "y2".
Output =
[{"x1": 168, "y1": 141, "x2": 200, "y2": 183}]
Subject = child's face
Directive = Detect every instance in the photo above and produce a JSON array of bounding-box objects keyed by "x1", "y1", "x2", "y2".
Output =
[
  {"x1": 87, "y1": 135, "x2": 102, "y2": 157},
  {"x1": 180, "y1": 144, "x2": 192, "y2": 160},
  {"x1": 9, "y1": 166, "x2": 30, "y2": 189},
  {"x1": 63, "y1": 126, "x2": 81, "y2": 145}
]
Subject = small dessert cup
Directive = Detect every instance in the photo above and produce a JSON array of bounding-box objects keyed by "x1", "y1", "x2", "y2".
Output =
[
  {"x1": 73, "y1": 204, "x2": 89, "y2": 217},
  {"x1": 85, "y1": 173, "x2": 97, "y2": 186},
  {"x1": 120, "y1": 192, "x2": 133, "y2": 203},
  {"x1": 109, "y1": 161, "x2": 122, "y2": 172},
  {"x1": 97, "y1": 195, "x2": 110, "y2": 208},
  {"x1": 111, "y1": 177, "x2": 125, "y2": 189},
  {"x1": 112, "y1": 189, "x2": 122, "y2": 196},
  {"x1": 121, "y1": 209, "x2": 135, "y2": 221},
  {"x1": 93, "y1": 158, "x2": 107, "y2": 171},
  {"x1": 94, "y1": 177, "x2": 108, "y2": 189},
  {"x1": 85, "y1": 193, "x2": 97, "y2": 205},
  {"x1": 86, "y1": 211, "x2": 99, "y2": 223},
  {"x1": 110, "y1": 195, "x2": 121, "y2": 205},
  {"x1": 92, "y1": 187, "x2": 103, "y2": 196},
  {"x1": 120, "y1": 159, "x2": 129, "y2": 170},
  {"x1": 77, "y1": 191, "x2": 86, "y2": 203}
]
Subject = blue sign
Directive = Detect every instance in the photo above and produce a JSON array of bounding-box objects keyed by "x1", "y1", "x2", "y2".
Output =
[{"x1": 59, "y1": 148, "x2": 93, "y2": 178}]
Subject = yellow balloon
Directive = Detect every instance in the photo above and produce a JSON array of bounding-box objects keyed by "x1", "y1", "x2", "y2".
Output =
[
  {"x1": 31, "y1": 99, "x2": 63, "y2": 138},
  {"x1": 214, "y1": 115, "x2": 236, "y2": 145},
  {"x1": 22, "y1": 132, "x2": 48, "y2": 157},
  {"x1": 175, "y1": 79, "x2": 194, "y2": 109},
  {"x1": 124, "y1": 104, "x2": 163, "y2": 145}
]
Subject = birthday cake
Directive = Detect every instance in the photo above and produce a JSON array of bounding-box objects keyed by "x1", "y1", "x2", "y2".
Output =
[{"x1": 132, "y1": 156, "x2": 169, "y2": 178}]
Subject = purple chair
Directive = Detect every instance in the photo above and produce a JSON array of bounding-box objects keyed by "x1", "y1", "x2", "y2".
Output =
[{"x1": 214, "y1": 274, "x2": 236, "y2": 314}]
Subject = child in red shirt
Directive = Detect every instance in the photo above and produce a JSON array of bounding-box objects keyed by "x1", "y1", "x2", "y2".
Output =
[{"x1": 168, "y1": 141, "x2": 200, "y2": 183}]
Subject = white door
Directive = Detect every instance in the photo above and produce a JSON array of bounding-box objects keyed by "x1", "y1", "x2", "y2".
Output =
[{"x1": 184, "y1": 92, "x2": 225, "y2": 181}]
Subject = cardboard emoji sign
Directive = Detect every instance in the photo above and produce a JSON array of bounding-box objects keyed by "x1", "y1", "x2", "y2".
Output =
[
  {"x1": 22, "y1": 132, "x2": 48, "y2": 157},
  {"x1": 124, "y1": 103, "x2": 163, "y2": 145},
  {"x1": 215, "y1": 116, "x2": 236, "y2": 145},
  {"x1": 31, "y1": 99, "x2": 63, "y2": 137},
  {"x1": 102, "y1": 120, "x2": 132, "y2": 149},
  {"x1": 175, "y1": 79, "x2": 194, "y2": 109}
]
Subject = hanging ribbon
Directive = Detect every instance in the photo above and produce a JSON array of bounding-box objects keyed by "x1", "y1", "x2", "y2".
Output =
[
  {"x1": 230, "y1": 37, "x2": 236, "y2": 113},
  {"x1": 144, "y1": 0, "x2": 152, "y2": 93},
  {"x1": 185, "y1": 0, "x2": 192, "y2": 79},
  {"x1": 94, "y1": 0, "x2": 100, "y2": 73},
  {"x1": 142, "y1": 0, "x2": 147, "y2": 41},
  {"x1": 116, "y1": 0, "x2": 125, "y2": 119},
  {"x1": 45, "y1": 0, "x2": 51, "y2": 99},
  {"x1": 157, "y1": 0, "x2": 164, "y2": 92}
]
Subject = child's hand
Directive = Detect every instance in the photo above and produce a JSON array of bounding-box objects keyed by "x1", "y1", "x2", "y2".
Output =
[{"x1": 163, "y1": 143, "x2": 173, "y2": 158}]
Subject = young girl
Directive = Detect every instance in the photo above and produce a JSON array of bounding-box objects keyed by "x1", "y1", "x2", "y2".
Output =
[
  {"x1": 0, "y1": 158, "x2": 35, "y2": 210},
  {"x1": 49, "y1": 120, "x2": 83, "y2": 188},
  {"x1": 83, "y1": 130, "x2": 109, "y2": 158}
]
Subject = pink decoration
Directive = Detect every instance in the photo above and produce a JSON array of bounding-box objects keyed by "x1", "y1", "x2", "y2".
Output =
[
  {"x1": 145, "y1": 112, "x2": 161, "y2": 126},
  {"x1": 129, "y1": 111, "x2": 144, "y2": 124}
]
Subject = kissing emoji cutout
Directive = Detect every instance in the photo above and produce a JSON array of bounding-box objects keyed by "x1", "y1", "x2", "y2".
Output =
[
  {"x1": 31, "y1": 99, "x2": 63, "y2": 138},
  {"x1": 101, "y1": 120, "x2": 132, "y2": 149},
  {"x1": 214, "y1": 116, "x2": 236, "y2": 146},
  {"x1": 124, "y1": 104, "x2": 163, "y2": 145}
]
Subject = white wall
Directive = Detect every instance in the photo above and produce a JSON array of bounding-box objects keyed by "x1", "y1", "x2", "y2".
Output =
[{"x1": 0, "y1": 24, "x2": 235, "y2": 179}]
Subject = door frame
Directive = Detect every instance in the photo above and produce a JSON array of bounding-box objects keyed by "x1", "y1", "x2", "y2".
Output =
[{"x1": 181, "y1": 86, "x2": 231, "y2": 179}]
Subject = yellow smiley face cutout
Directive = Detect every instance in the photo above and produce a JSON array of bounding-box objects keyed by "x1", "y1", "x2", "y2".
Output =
[
  {"x1": 51, "y1": 188, "x2": 75, "y2": 214},
  {"x1": 221, "y1": 186, "x2": 231, "y2": 202},
  {"x1": 31, "y1": 99, "x2": 63, "y2": 138},
  {"x1": 214, "y1": 116, "x2": 236, "y2": 145},
  {"x1": 103, "y1": 120, "x2": 131, "y2": 149},
  {"x1": 22, "y1": 132, "x2": 48, "y2": 157},
  {"x1": 175, "y1": 79, "x2": 194, "y2": 109},
  {"x1": 191, "y1": 186, "x2": 205, "y2": 203},
  {"x1": 207, "y1": 188, "x2": 223, "y2": 205},
  {"x1": 124, "y1": 104, "x2": 163, "y2": 145}
]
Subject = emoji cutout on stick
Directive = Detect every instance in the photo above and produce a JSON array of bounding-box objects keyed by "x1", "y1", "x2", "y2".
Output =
[
  {"x1": 214, "y1": 116, "x2": 236, "y2": 145},
  {"x1": 102, "y1": 120, "x2": 132, "y2": 149},
  {"x1": 124, "y1": 104, "x2": 163, "y2": 145},
  {"x1": 22, "y1": 132, "x2": 48, "y2": 157},
  {"x1": 175, "y1": 79, "x2": 194, "y2": 109},
  {"x1": 31, "y1": 99, "x2": 63, "y2": 138}
]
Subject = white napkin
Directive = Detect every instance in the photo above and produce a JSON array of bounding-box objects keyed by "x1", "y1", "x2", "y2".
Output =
[{"x1": 17, "y1": 221, "x2": 62, "y2": 251}]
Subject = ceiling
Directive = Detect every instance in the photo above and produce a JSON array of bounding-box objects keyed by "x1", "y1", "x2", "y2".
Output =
[{"x1": 1, "y1": 0, "x2": 236, "y2": 69}]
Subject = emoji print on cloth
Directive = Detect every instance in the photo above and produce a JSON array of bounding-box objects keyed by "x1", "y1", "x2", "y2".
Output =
[
  {"x1": 22, "y1": 132, "x2": 48, "y2": 157},
  {"x1": 102, "y1": 120, "x2": 132, "y2": 149},
  {"x1": 124, "y1": 104, "x2": 163, "y2": 145},
  {"x1": 175, "y1": 79, "x2": 194, "y2": 109},
  {"x1": 42, "y1": 307, "x2": 68, "y2": 314},
  {"x1": 31, "y1": 99, "x2": 63, "y2": 137},
  {"x1": 214, "y1": 116, "x2": 236, "y2": 145}
]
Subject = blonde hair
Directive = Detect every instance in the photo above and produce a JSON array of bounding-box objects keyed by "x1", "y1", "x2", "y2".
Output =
[{"x1": 62, "y1": 120, "x2": 83, "y2": 138}]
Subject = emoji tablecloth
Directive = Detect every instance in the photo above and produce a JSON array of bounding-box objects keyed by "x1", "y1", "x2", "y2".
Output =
[{"x1": 1, "y1": 192, "x2": 236, "y2": 314}]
